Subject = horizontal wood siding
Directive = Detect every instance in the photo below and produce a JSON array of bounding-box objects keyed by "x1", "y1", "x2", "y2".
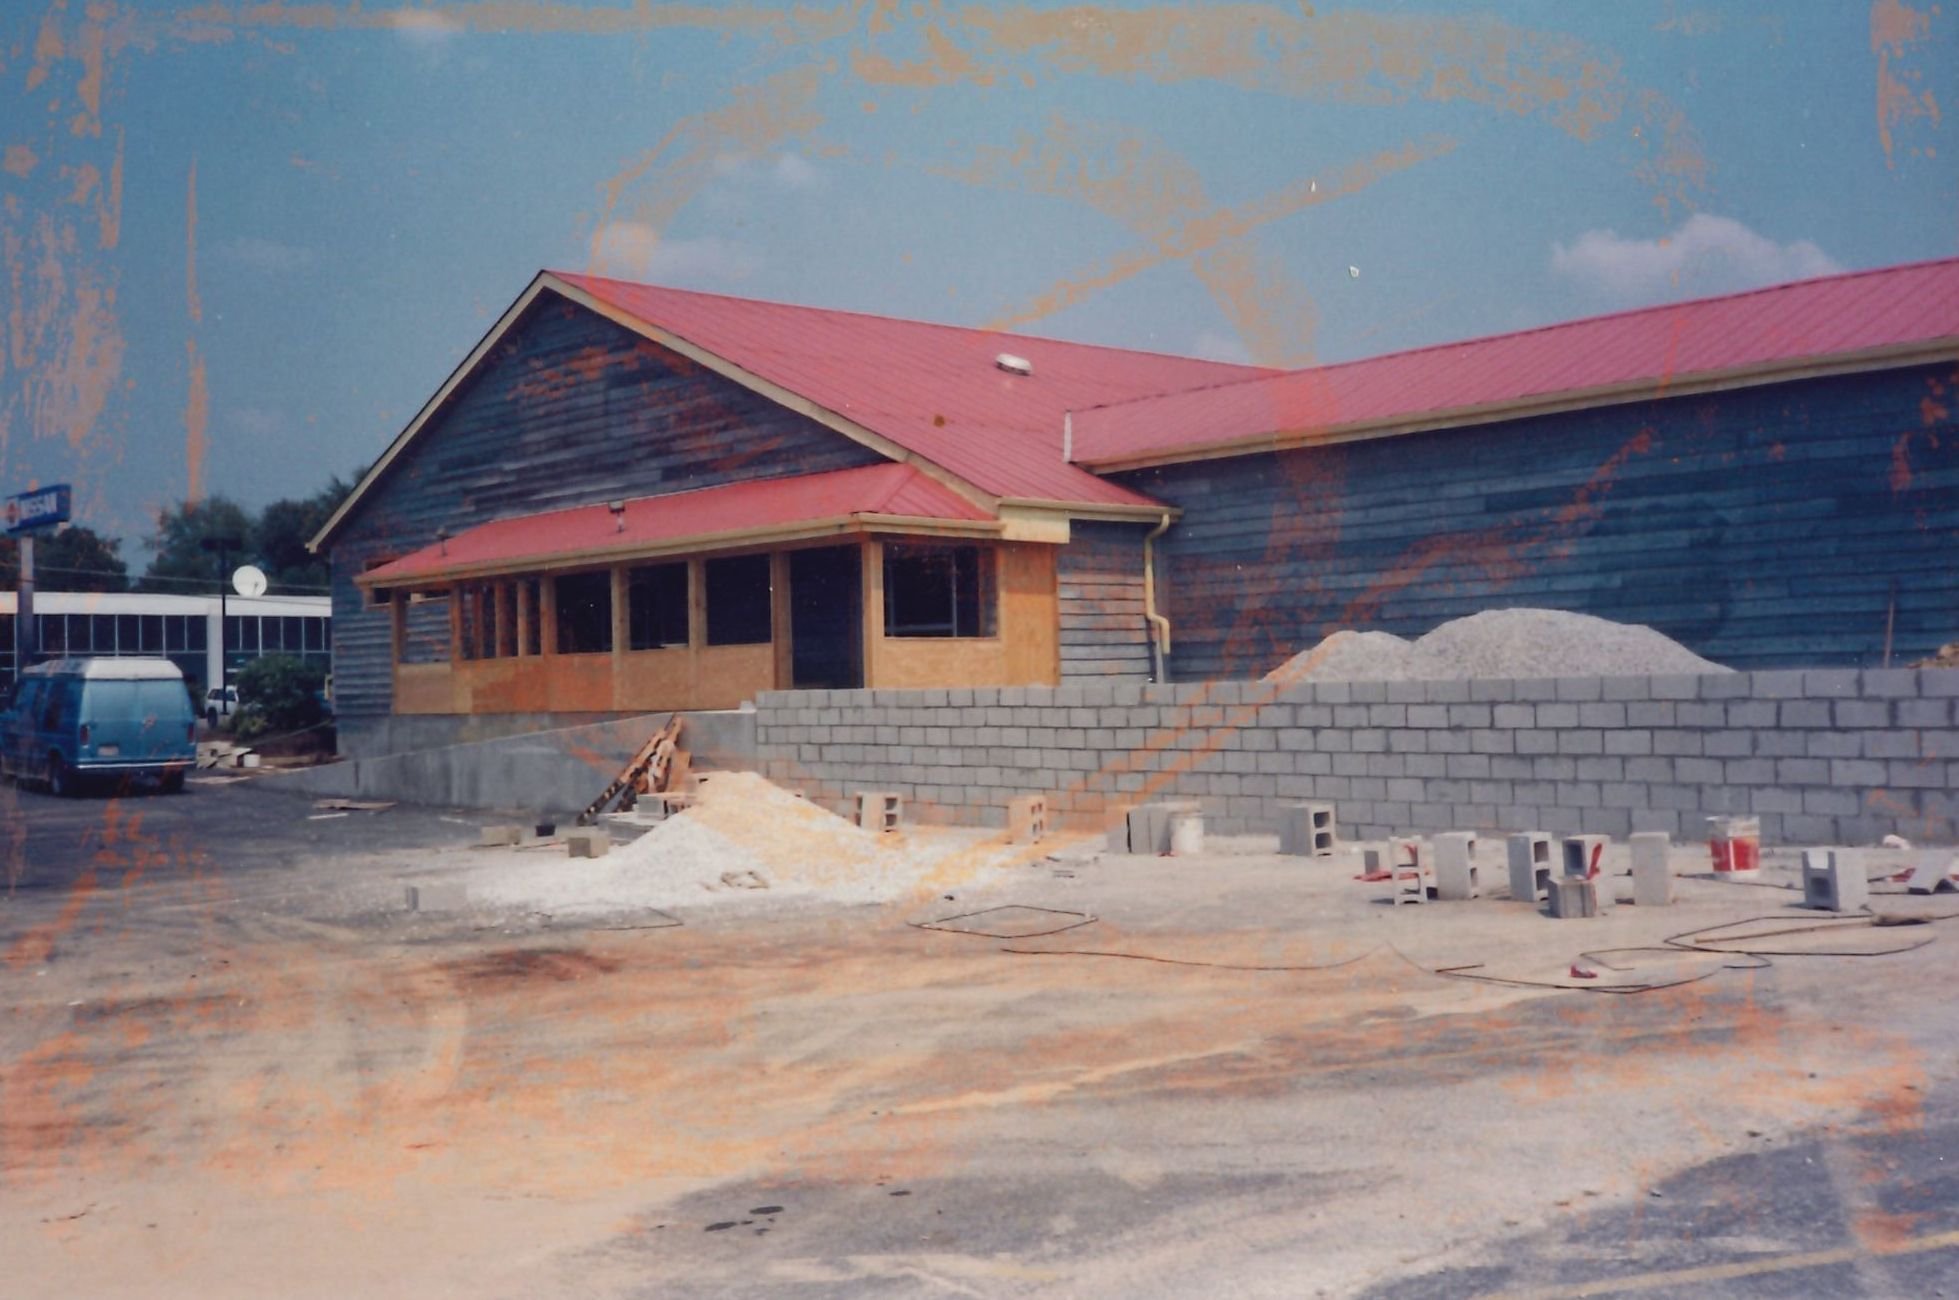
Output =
[
  {"x1": 1118, "y1": 362, "x2": 1959, "y2": 679},
  {"x1": 328, "y1": 295, "x2": 886, "y2": 719},
  {"x1": 1056, "y1": 521, "x2": 1153, "y2": 683}
]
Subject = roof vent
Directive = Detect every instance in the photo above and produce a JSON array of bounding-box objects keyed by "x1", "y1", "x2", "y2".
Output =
[{"x1": 994, "y1": 352, "x2": 1033, "y2": 376}]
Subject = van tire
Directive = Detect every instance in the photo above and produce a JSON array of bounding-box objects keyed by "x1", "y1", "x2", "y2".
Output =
[
  {"x1": 160, "y1": 769, "x2": 186, "y2": 794},
  {"x1": 48, "y1": 752, "x2": 74, "y2": 798},
  {"x1": 206, "y1": 707, "x2": 218, "y2": 727}
]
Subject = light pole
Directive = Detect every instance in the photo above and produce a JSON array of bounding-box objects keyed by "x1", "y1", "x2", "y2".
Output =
[{"x1": 200, "y1": 534, "x2": 243, "y2": 708}]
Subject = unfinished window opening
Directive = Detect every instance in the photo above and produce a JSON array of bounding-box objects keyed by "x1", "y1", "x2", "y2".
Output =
[
  {"x1": 628, "y1": 562, "x2": 690, "y2": 650},
  {"x1": 520, "y1": 577, "x2": 542, "y2": 656},
  {"x1": 884, "y1": 543, "x2": 996, "y2": 638},
  {"x1": 705, "y1": 554, "x2": 772, "y2": 645},
  {"x1": 554, "y1": 571, "x2": 613, "y2": 654},
  {"x1": 457, "y1": 586, "x2": 479, "y2": 660}
]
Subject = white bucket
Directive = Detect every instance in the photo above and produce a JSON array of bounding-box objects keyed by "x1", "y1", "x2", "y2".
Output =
[{"x1": 1168, "y1": 810, "x2": 1205, "y2": 856}]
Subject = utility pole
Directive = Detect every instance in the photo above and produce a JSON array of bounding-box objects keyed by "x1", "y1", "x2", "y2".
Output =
[
  {"x1": 16, "y1": 533, "x2": 36, "y2": 674},
  {"x1": 5, "y1": 484, "x2": 68, "y2": 686},
  {"x1": 201, "y1": 533, "x2": 243, "y2": 704}
]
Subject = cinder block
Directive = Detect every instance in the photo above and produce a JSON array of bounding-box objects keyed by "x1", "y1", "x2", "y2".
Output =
[
  {"x1": 1388, "y1": 836, "x2": 1429, "y2": 906},
  {"x1": 1277, "y1": 801, "x2": 1337, "y2": 856},
  {"x1": 1906, "y1": 858, "x2": 1959, "y2": 895},
  {"x1": 1007, "y1": 794, "x2": 1048, "y2": 845},
  {"x1": 1801, "y1": 849, "x2": 1868, "y2": 912},
  {"x1": 405, "y1": 880, "x2": 469, "y2": 913},
  {"x1": 1124, "y1": 800, "x2": 1200, "y2": 855},
  {"x1": 855, "y1": 790, "x2": 904, "y2": 833},
  {"x1": 1433, "y1": 831, "x2": 1480, "y2": 900},
  {"x1": 1507, "y1": 831, "x2": 1552, "y2": 903},
  {"x1": 477, "y1": 824, "x2": 524, "y2": 847},
  {"x1": 1547, "y1": 876, "x2": 1599, "y2": 919},
  {"x1": 1562, "y1": 833, "x2": 1613, "y2": 911},
  {"x1": 564, "y1": 828, "x2": 610, "y2": 859},
  {"x1": 1630, "y1": 831, "x2": 1673, "y2": 906}
]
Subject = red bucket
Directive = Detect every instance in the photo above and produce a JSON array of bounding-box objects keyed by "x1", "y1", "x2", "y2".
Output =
[{"x1": 1708, "y1": 817, "x2": 1761, "y2": 874}]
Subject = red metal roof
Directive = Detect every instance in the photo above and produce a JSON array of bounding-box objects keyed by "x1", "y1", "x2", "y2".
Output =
[
  {"x1": 1070, "y1": 257, "x2": 1959, "y2": 467},
  {"x1": 552, "y1": 271, "x2": 1273, "y2": 507},
  {"x1": 362, "y1": 463, "x2": 990, "y2": 584}
]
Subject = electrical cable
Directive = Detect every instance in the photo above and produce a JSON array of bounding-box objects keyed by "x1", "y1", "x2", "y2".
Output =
[{"x1": 997, "y1": 944, "x2": 1382, "y2": 972}]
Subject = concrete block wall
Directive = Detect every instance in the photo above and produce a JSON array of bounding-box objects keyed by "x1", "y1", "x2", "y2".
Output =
[{"x1": 752, "y1": 669, "x2": 1958, "y2": 846}]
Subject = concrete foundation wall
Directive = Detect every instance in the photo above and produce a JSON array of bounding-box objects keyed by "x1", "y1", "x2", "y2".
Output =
[
  {"x1": 752, "y1": 669, "x2": 1958, "y2": 845},
  {"x1": 286, "y1": 709, "x2": 757, "y2": 815},
  {"x1": 337, "y1": 711, "x2": 654, "y2": 759}
]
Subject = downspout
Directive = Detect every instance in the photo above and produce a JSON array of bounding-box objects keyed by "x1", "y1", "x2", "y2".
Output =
[{"x1": 1143, "y1": 511, "x2": 1173, "y2": 683}]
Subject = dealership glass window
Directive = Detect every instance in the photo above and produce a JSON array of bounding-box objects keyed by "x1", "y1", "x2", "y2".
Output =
[
  {"x1": 628, "y1": 562, "x2": 690, "y2": 650},
  {"x1": 554, "y1": 571, "x2": 613, "y2": 654},
  {"x1": 40, "y1": 615, "x2": 66, "y2": 654},
  {"x1": 705, "y1": 555, "x2": 771, "y2": 645},
  {"x1": 226, "y1": 616, "x2": 261, "y2": 655},
  {"x1": 187, "y1": 615, "x2": 207, "y2": 652},
  {"x1": 883, "y1": 544, "x2": 995, "y2": 638},
  {"x1": 140, "y1": 615, "x2": 163, "y2": 653},
  {"x1": 90, "y1": 614, "x2": 114, "y2": 652},
  {"x1": 113, "y1": 614, "x2": 136, "y2": 652}
]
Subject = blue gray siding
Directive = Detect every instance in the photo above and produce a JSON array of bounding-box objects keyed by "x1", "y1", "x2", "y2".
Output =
[
  {"x1": 1056, "y1": 521, "x2": 1154, "y2": 683},
  {"x1": 1117, "y1": 363, "x2": 1959, "y2": 679},
  {"x1": 328, "y1": 294, "x2": 886, "y2": 719}
]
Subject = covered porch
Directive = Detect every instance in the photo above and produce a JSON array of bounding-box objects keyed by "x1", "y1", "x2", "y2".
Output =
[{"x1": 356, "y1": 464, "x2": 1062, "y2": 716}]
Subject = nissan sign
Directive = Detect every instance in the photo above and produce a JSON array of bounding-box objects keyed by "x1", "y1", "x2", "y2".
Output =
[{"x1": 3, "y1": 484, "x2": 71, "y2": 535}]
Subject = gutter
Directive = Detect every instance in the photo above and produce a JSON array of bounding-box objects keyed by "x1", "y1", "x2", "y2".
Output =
[{"x1": 1142, "y1": 511, "x2": 1174, "y2": 683}]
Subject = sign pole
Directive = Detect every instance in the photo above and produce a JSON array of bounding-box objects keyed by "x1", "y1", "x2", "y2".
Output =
[{"x1": 16, "y1": 533, "x2": 35, "y2": 672}]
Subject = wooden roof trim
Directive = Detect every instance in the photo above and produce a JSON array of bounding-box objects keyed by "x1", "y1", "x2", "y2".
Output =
[
  {"x1": 1077, "y1": 339, "x2": 1959, "y2": 472},
  {"x1": 357, "y1": 514, "x2": 1008, "y2": 588},
  {"x1": 309, "y1": 273, "x2": 1006, "y2": 554},
  {"x1": 310, "y1": 274, "x2": 556, "y2": 552}
]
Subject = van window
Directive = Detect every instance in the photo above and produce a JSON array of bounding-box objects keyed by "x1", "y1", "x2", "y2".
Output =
[{"x1": 44, "y1": 680, "x2": 77, "y2": 731}]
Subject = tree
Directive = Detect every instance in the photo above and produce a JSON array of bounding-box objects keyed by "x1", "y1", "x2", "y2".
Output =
[
  {"x1": 137, "y1": 496, "x2": 255, "y2": 594},
  {"x1": 233, "y1": 653, "x2": 326, "y2": 738},
  {"x1": 0, "y1": 525, "x2": 130, "y2": 592},
  {"x1": 254, "y1": 474, "x2": 356, "y2": 594}
]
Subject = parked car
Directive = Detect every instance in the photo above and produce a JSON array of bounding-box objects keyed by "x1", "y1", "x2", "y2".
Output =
[
  {"x1": 204, "y1": 684, "x2": 239, "y2": 726},
  {"x1": 1, "y1": 658, "x2": 198, "y2": 796}
]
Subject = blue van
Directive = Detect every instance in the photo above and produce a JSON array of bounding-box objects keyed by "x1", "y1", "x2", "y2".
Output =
[{"x1": 0, "y1": 658, "x2": 198, "y2": 796}]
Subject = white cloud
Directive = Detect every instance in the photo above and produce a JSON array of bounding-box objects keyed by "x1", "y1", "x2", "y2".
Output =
[
  {"x1": 1552, "y1": 213, "x2": 1842, "y2": 304},
  {"x1": 590, "y1": 224, "x2": 761, "y2": 286},
  {"x1": 389, "y1": 9, "x2": 463, "y2": 46},
  {"x1": 708, "y1": 150, "x2": 823, "y2": 190},
  {"x1": 214, "y1": 236, "x2": 314, "y2": 274},
  {"x1": 1191, "y1": 329, "x2": 1254, "y2": 365}
]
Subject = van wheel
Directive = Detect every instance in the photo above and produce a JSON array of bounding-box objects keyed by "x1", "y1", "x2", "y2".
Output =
[
  {"x1": 160, "y1": 769, "x2": 186, "y2": 794},
  {"x1": 48, "y1": 753, "x2": 75, "y2": 798},
  {"x1": 206, "y1": 707, "x2": 218, "y2": 727}
]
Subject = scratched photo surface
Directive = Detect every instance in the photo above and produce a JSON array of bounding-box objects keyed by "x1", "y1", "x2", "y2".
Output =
[{"x1": 3, "y1": 4, "x2": 1957, "y2": 1299}]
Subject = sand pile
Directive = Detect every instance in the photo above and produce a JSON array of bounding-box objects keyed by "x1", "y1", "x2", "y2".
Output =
[
  {"x1": 1265, "y1": 608, "x2": 1730, "y2": 683},
  {"x1": 469, "y1": 772, "x2": 1018, "y2": 917}
]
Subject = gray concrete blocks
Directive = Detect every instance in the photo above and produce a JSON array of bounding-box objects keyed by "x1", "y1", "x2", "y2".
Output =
[
  {"x1": 1547, "y1": 876, "x2": 1599, "y2": 918},
  {"x1": 1906, "y1": 858, "x2": 1958, "y2": 895},
  {"x1": 1432, "y1": 832, "x2": 1479, "y2": 900},
  {"x1": 1630, "y1": 831, "x2": 1673, "y2": 906},
  {"x1": 1388, "y1": 837, "x2": 1428, "y2": 906},
  {"x1": 1507, "y1": 831, "x2": 1552, "y2": 903},
  {"x1": 1278, "y1": 801, "x2": 1337, "y2": 856},
  {"x1": 1007, "y1": 794, "x2": 1049, "y2": 845},
  {"x1": 1125, "y1": 800, "x2": 1200, "y2": 855},
  {"x1": 477, "y1": 824, "x2": 524, "y2": 847},
  {"x1": 1802, "y1": 849, "x2": 1868, "y2": 912},
  {"x1": 564, "y1": 827, "x2": 610, "y2": 859},
  {"x1": 1562, "y1": 833, "x2": 1613, "y2": 911},
  {"x1": 405, "y1": 880, "x2": 469, "y2": 913},
  {"x1": 855, "y1": 791, "x2": 904, "y2": 833}
]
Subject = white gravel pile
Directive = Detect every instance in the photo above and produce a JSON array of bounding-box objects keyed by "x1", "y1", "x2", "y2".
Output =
[
  {"x1": 1265, "y1": 607, "x2": 1730, "y2": 683},
  {"x1": 469, "y1": 771, "x2": 1020, "y2": 917}
]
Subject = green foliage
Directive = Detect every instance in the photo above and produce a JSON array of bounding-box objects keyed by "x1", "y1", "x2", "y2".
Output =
[
  {"x1": 137, "y1": 496, "x2": 255, "y2": 594},
  {"x1": 234, "y1": 654, "x2": 326, "y2": 734},
  {"x1": 253, "y1": 475, "x2": 356, "y2": 594},
  {"x1": 0, "y1": 526, "x2": 130, "y2": 592}
]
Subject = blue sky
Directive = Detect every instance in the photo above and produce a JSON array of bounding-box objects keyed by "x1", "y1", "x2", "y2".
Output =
[{"x1": 2, "y1": 1, "x2": 1953, "y2": 562}]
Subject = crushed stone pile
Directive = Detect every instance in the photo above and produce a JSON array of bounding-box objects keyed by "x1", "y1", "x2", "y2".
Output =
[
  {"x1": 1265, "y1": 608, "x2": 1730, "y2": 684},
  {"x1": 470, "y1": 771, "x2": 1019, "y2": 917}
]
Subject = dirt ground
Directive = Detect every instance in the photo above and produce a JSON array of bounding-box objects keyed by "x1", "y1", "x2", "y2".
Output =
[{"x1": 3, "y1": 777, "x2": 1957, "y2": 1298}]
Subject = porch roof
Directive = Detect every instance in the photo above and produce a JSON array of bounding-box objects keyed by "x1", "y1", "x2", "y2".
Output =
[{"x1": 359, "y1": 463, "x2": 996, "y2": 588}]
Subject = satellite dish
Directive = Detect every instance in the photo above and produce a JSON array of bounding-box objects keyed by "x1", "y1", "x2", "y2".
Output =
[{"x1": 232, "y1": 564, "x2": 268, "y2": 598}]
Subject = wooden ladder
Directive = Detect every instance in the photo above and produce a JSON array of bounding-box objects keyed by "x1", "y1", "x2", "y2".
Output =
[{"x1": 578, "y1": 714, "x2": 684, "y2": 825}]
